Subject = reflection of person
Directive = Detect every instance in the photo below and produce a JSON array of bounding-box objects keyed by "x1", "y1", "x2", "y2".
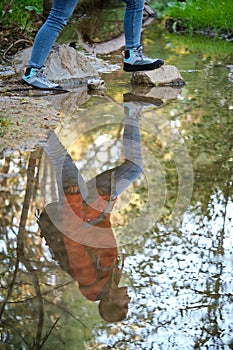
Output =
[
  {"x1": 22, "y1": 0, "x2": 164, "y2": 89},
  {"x1": 37, "y1": 101, "x2": 143, "y2": 322}
]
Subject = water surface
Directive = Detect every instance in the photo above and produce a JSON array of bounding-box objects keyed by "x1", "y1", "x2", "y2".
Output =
[{"x1": 0, "y1": 6, "x2": 233, "y2": 350}]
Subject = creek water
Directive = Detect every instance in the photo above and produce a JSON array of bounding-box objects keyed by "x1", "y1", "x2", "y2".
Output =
[{"x1": 0, "y1": 5, "x2": 233, "y2": 350}]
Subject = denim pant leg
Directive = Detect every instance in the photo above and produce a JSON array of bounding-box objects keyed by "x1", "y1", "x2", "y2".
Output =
[
  {"x1": 29, "y1": 0, "x2": 79, "y2": 68},
  {"x1": 113, "y1": 113, "x2": 143, "y2": 197},
  {"x1": 122, "y1": 0, "x2": 144, "y2": 49},
  {"x1": 42, "y1": 132, "x2": 88, "y2": 203},
  {"x1": 87, "y1": 112, "x2": 143, "y2": 200}
]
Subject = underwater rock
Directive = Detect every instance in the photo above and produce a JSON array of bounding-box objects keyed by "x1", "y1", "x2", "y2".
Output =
[
  {"x1": 226, "y1": 65, "x2": 233, "y2": 83},
  {"x1": 228, "y1": 73, "x2": 233, "y2": 83},
  {"x1": 130, "y1": 65, "x2": 185, "y2": 87},
  {"x1": 14, "y1": 44, "x2": 101, "y2": 86}
]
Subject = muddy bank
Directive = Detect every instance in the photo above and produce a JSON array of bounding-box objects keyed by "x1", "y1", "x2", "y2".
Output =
[
  {"x1": 0, "y1": 67, "x2": 94, "y2": 155},
  {"x1": 0, "y1": 46, "x2": 111, "y2": 156},
  {"x1": 0, "y1": 92, "x2": 62, "y2": 155}
]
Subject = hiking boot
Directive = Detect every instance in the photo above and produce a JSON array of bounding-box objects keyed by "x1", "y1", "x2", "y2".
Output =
[
  {"x1": 123, "y1": 45, "x2": 164, "y2": 72},
  {"x1": 22, "y1": 67, "x2": 62, "y2": 90}
]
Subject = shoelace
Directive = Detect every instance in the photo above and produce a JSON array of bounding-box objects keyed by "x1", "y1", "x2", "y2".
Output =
[
  {"x1": 36, "y1": 68, "x2": 52, "y2": 83},
  {"x1": 135, "y1": 46, "x2": 146, "y2": 60}
]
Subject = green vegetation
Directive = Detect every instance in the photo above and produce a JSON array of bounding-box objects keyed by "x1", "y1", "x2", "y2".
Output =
[
  {"x1": 149, "y1": 0, "x2": 173, "y2": 16},
  {"x1": 1, "y1": 0, "x2": 232, "y2": 34},
  {"x1": 0, "y1": 0, "x2": 43, "y2": 29},
  {"x1": 0, "y1": 0, "x2": 232, "y2": 63},
  {"x1": 164, "y1": 0, "x2": 233, "y2": 34},
  {"x1": 0, "y1": 0, "x2": 43, "y2": 62}
]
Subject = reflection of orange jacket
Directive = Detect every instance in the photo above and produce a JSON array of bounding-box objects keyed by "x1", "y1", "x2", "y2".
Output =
[{"x1": 62, "y1": 193, "x2": 118, "y2": 301}]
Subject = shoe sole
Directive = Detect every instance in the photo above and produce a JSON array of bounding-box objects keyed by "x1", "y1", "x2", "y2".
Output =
[
  {"x1": 21, "y1": 79, "x2": 66, "y2": 91},
  {"x1": 123, "y1": 60, "x2": 164, "y2": 72}
]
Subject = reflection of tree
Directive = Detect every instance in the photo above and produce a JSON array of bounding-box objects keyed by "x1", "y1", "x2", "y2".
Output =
[
  {"x1": 191, "y1": 160, "x2": 233, "y2": 349},
  {"x1": 0, "y1": 150, "x2": 45, "y2": 348},
  {"x1": 0, "y1": 149, "x2": 95, "y2": 349},
  {"x1": 85, "y1": 97, "x2": 233, "y2": 348},
  {"x1": 1, "y1": 89, "x2": 233, "y2": 348}
]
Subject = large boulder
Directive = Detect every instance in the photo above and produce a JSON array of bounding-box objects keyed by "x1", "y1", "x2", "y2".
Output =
[
  {"x1": 14, "y1": 44, "x2": 100, "y2": 86},
  {"x1": 130, "y1": 65, "x2": 185, "y2": 86}
]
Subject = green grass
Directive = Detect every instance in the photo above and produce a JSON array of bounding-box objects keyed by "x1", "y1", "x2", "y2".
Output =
[
  {"x1": 0, "y1": 0, "x2": 42, "y2": 28},
  {"x1": 165, "y1": 0, "x2": 233, "y2": 33}
]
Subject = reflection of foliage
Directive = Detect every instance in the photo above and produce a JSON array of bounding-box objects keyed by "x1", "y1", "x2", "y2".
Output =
[
  {"x1": 59, "y1": 0, "x2": 125, "y2": 44},
  {"x1": 0, "y1": 150, "x2": 100, "y2": 349},
  {"x1": 1, "y1": 82, "x2": 233, "y2": 348},
  {"x1": 0, "y1": 0, "x2": 43, "y2": 28}
]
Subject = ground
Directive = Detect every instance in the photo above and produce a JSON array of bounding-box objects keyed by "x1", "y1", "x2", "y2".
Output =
[{"x1": 0, "y1": 73, "x2": 63, "y2": 155}]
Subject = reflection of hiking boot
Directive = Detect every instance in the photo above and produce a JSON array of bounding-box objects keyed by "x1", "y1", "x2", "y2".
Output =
[
  {"x1": 124, "y1": 102, "x2": 143, "y2": 119},
  {"x1": 22, "y1": 67, "x2": 62, "y2": 90},
  {"x1": 123, "y1": 45, "x2": 164, "y2": 72}
]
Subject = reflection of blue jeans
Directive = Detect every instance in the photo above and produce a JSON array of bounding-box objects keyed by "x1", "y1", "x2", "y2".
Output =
[
  {"x1": 42, "y1": 104, "x2": 143, "y2": 203},
  {"x1": 29, "y1": 0, "x2": 145, "y2": 68}
]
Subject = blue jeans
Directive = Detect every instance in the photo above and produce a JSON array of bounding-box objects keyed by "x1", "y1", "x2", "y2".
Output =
[
  {"x1": 123, "y1": 0, "x2": 144, "y2": 49},
  {"x1": 42, "y1": 102, "x2": 143, "y2": 203},
  {"x1": 28, "y1": 0, "x2": 145, "y2": 68}
]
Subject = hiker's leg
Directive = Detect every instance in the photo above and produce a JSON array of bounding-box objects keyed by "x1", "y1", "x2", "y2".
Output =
[
  {"x1": 123, "y1": 0, "x2": 144, "y2": 49},
  {"x1": 29, "y1": 0, "x2": 79, "y2": 68},
  {"x1": 86, "y1": 104, "x2": 143, "y2": 200},
  {"x1": 91, "y1": 158, "x2": 143, "y2": 199},
  {"x1": 41, "y1": 131, "x2": 88, "y2": 202},
  {"x1": 122, "y1": 102, "x2": 143, "y2": 170}
]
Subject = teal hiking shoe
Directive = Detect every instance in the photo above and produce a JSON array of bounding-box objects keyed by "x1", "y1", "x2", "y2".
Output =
[
  {"x1": 123, "y1": 45, "x2": 164, "y2": 72},
  {"x1": 22, "y1": 67, "x2": 62, "y2": 90}
]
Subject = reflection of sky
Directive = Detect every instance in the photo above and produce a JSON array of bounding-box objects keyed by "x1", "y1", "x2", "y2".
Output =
[
  {"x1": 75, "y1": 134, "x2": 122, "y2": 179},
  {"x1": 0, "y1": 153, "x2": 28, "y2": 256},
  {"x1": 96, "y1": 192, "x2": 233, "y2": 349},
  {"x1": 1, "y1": 138, "x2": 232, "y2": 348}
]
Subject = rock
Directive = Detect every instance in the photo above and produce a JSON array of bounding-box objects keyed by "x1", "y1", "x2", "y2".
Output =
[
  {"x1": 87, "y1": 78, "x2": 106, "y2": 90},
  {"x1": 0, "y1": 65, "x2": 15, "y2": 79},
  {"x1": 130, "y1": 65, "x2": 185, "y2": 86},
  {"x1": 229, "y1": 73, "x2": 233, "y2": 83},
  {"x1": 226, "y1": 65, "x2": 233, "y2": 83},
  {"x1": 14, "y1": 44, "x2": 101, "y2": 86},
  {"x1": 127, "y1": 84, "x2": 182, "y2": 101}
]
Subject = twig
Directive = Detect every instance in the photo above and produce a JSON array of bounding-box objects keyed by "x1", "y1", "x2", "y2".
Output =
[
  {"x1": 3, "y1": 0, "x2": 13, "y2": 18},
  {"x1": 43, "y1": 297, "x2": 89, "y2": 330},
  {"x1": 39, "y1": 317, "x2": 60, "y2": 348},
  {"x1": 0, "y1": 258, "x2": 19, "y2": 319},
  {"x1": 20, "y1": 255, "x2": 44, "y2": 350},
  {"x1": 3, "y1": 39, "x2": 31, "y2": 62},
  {"x1": 0, "y1": 320, "x2": 31, "y2": 348},
  {"x1": 0, "y1": 280, "x2": 74, "y2": 304}
]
